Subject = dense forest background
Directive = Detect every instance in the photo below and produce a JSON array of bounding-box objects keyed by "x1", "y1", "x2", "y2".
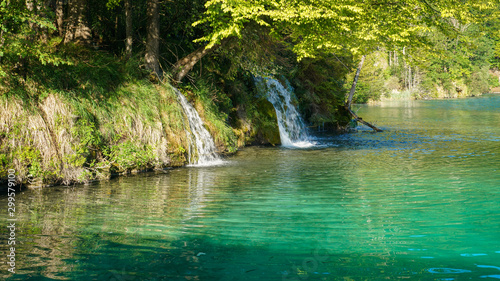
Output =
[{"x1": 1, "y1": 0, "x2": 500, "y2": 185}]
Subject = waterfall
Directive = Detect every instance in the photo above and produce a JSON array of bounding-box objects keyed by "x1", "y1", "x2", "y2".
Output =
[
  {"x1": 256, "y1": 77, "x2": 315, "y2": 148},
  {"x1": 173, "y1": 88, "x2": 223, "y2": 166}
]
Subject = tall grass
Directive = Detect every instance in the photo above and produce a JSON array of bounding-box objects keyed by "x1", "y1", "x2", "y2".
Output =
[{"x1": 0, "y1": 44, "x2": 238, "y2": 186}]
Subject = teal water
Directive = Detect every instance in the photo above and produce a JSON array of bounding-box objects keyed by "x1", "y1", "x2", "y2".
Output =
[{"x1": 1, "y1": 95, "x2": 500, "y2": 280}]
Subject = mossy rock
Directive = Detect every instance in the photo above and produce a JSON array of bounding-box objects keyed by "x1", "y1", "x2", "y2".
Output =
[
  {"x1": 255, "y1": 125, "x2": 280, "y2": 145},
  {"x1": 247, "y1": 99, "x2": 281, "y2": 145}
]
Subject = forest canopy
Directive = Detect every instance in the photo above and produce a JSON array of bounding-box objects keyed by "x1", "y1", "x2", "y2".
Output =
[
  {"x1": 1, "y1": 0, "x2": 500, "y2": 185},
  {"x1": 195, "y1": 0, "x2": 499, "y2": 57},
  {"x1": 1, "y1": 0, "x2": 500, "y2": 102}
]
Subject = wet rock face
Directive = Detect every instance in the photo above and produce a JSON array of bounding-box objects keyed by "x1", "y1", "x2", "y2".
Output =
[{"x1": 248, "y1": 99, "x2": 280, "y2": 146}]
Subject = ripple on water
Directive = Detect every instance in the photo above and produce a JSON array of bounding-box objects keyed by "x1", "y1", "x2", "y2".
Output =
[
  {"x1": 2, "y1": 95, "x2": 500, "y2": 281},
  {"x1": 477, "y1": 265, "x2": 500, "y2": 271},
  {"x1": 461, "y1": 253, "x2": 488, "y2": 257},
  {"x1": 428, "y1": 268, "x2": 472, "y2": 274}
]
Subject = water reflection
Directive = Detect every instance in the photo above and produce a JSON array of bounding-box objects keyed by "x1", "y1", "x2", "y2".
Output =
[{"x1": 1, "y1": 95, "x2": 499, "y2": 280}]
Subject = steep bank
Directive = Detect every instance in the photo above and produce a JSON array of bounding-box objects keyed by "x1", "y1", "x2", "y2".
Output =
[
  {"x1": 0, "y1": 81, "x2": 237, "y2": 186},
  {"x1": 0, "y1": 47, "x2": 283, "y2": 187}
]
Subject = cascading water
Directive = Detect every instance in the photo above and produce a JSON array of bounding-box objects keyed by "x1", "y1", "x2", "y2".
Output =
[
  {"x1": 256, "y1": 77, "x2": 315, "y2": 148},
  {"x1": 173, "y1": 88, "x2": 223, "y2": 166}
]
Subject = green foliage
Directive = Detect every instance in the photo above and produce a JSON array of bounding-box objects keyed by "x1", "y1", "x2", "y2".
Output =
[
  {"x1": 180, "y1": 79, "x2": 238, "y2": 152},
  {"x1": 245, "y1": 97, "x2": 281, "y2": 145},
  {"x1": 467, "y1": 67, "x2": 492, "y2": 96},
  {"x1": 292, "y1": 55, "x2": 350, "y2": 126},
  {"x1": 17, "y1": 146, "x2": 43, "y2": 179},
  {"x1": 106, "y1": 0, "x2": 123, "y2": 9},
  {"x1": 410, "y1": 23, "x2": 496, "y2": 97},
  {"x1": 220, "y1": 72, "x2": 281, "y2": 145},
  {"x1": 0, "y1": 0, "x2": 69, "y2": 74},
  {"x1": 364, "y1": 20, "x2": 500, "y2": 101},
  {"x1": 106, "y1": 140, "x2": 156, "y2": 172},
  {"x1": 350, "y1": 53, "x2": 386, "y2": 103},
  {"x1": 196, "y1": 0, "x2": 498, "y2": 60},
  {"x1": 69, "y1": 119, "x2": 103, "y2": 167}
]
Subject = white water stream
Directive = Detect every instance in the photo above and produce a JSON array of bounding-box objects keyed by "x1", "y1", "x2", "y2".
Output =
[
  {"x1": 174, "y1": 88, "x2": 223, "y2": 166},
  {"x1": 256, "y1": 77, "x2": 315, "y2": 148}
]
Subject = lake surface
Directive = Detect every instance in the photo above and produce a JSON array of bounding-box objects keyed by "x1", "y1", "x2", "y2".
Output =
[{"x1": 1, "y1": 95, "x2": 500, "y2": 280}]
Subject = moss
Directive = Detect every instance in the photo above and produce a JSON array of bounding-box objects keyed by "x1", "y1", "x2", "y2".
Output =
[
  {"x1": 178, "y1": 80, "x2": 239, "y2": 153},
  {"x1": 246, "y1": 99, "x2": 280, "y2": 145},
  {"x1": 2, "y1": 44, "x2": 339, "y2": 185},
  {"x1": 0, "y1": 45, "x2": 247, "y2": 185},
  {"x1": 291, "y1": 55, "x2": 350, "y2": 131}
]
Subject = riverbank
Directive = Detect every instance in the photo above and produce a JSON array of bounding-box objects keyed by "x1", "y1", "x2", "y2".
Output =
[
  {"x1": 1, "y1": 83, "x2": 223, "y2": 187},
  {"x1": 376, "y1": 90, "x2": 487, "y2": 102},
  {"x1": 0, "y1": 46, "x2": 285, "y2": 187},
  {"x1": 2, "y1": 94, "x2": 498, "y2": 280},
  {"x1": 2, "y1": 43, "x2": 497, "y2": 187}
]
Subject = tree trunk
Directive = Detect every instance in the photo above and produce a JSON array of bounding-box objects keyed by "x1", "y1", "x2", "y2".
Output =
[
  {"x1": 346, "y1": 55, "x2": 366, "y2": 108},
  {"x1": 124, "y1": 0, "x2": 132, "y2": 59},
  {"x1": 56, "y1": 0, "x2": 64, "y2": 37},
  {"x1": 171, "y1": 38, "x2": 231, "y2": 82},
  {"x1": 38, "y1": 0, "x2": 49, "y2": 42},
  {"x1": 345, "y1": 55, "x2": 382, "y2": 132},
  {"x1": 145, "y1": 0, "x2": 160, "y2": 77},
  {"x1": 64, "y1": 0, "x2": 90, "y2": 43},
  {"x1": 26, "y1": 0, "x2": 37, "y2": 41},
  {"x1": 172, "y1": 45, "x2": 212, "y2": 82},
  {"x1": 408, "y1": 65, "x2": 412, "y2": 90}
]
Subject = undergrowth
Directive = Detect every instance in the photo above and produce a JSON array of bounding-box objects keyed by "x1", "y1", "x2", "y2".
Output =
[{"x1": 0, "y1": 44, "x2": 239, "y2": 186}]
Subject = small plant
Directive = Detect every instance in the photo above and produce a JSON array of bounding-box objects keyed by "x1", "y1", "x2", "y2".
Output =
[
  {"x1": 17, "y1": 147, "x2": 43, "y2": 179},
  {"x1": 105, "y1": 140, "x2": 156, "y2": 172},
  {"x1": 69, "y1": 119, "x2": 103, "y2": 168}
]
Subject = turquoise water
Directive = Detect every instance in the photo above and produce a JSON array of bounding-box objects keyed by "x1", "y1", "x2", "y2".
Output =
[{"x1": 1, "y1": 95, "x2": 499, "y2": 280}]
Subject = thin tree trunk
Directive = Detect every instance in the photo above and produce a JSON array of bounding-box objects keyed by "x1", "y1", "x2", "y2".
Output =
[
  {"x1": 172, "y1": 45, "x2": 212, "y2": 82},
  {"x1": 145, "y1": 0, "x2": 160, "y2": 76},
  {"x1": 39, "y1": 0, "x2": 49, "y2": 42},
  {"x1": 345, "y1": 55, "x2": 382, "y2": 132},
  {"x1": 56, "y1": 0, "x2": 64, "y2": 37},
  {"x1": 171, "y1": 38, "x2": 230, "y2": 82},
  {"x1": 124, "y1": 0, "x2": 132, "y2": 59},
  {"x1": 0, "y1": 29, "x2": 4, "y2": 62},
  {"x1": 26, "y1": 0, "x2": 37, "y2": 40},
  {"x1": 64, "y1": 0, "x2": 90, "y2": 43},
  {"x1": 64, "y1": 0, "x2": 77, "y2": 42},
  {"x1": 114, "y1": 15, "x2": 119, "y2": 42},
  {"x1": 346, "y1": 55, "x2": 366, "y2": 108},
  {"x1": 409, "y1": 65, "x2": 412, "y2": 90}
]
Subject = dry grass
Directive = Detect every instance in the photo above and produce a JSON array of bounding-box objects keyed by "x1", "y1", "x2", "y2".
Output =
[{"x1": 1, "y1": 71, "x2": 239, "y2": 185}]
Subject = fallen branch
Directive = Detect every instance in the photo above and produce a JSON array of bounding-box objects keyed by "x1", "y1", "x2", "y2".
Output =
[
  {"x1": 345, "y1": 54, "x2": 383, "y2": 132},
  {"x1": 345, "y1": 105, "x2": 383, "y2": 132}
]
